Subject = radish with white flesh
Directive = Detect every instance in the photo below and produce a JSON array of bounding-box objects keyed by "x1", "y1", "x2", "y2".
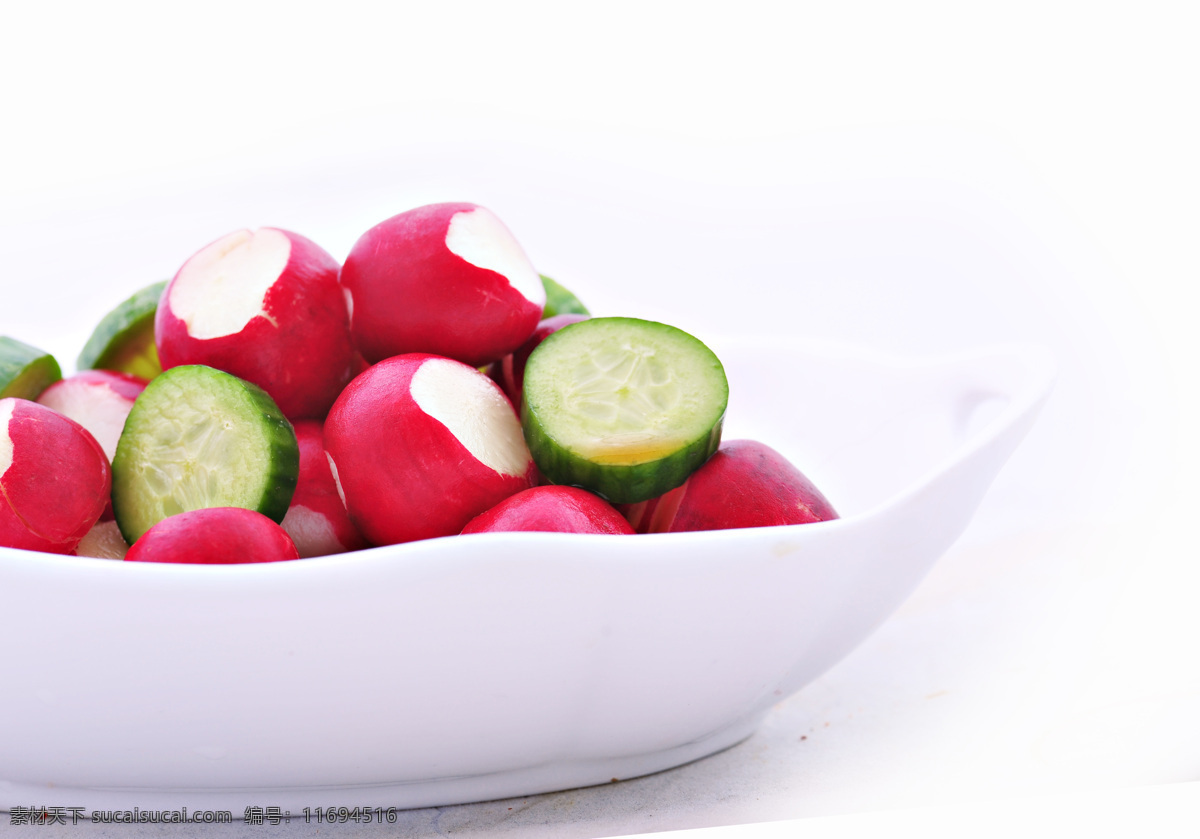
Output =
[
  {"x1": 521, "y1": 317, "x2": 728, "y2": 504},
  {"x1": 125, "y1": 507, "x2": 299, "y2": 564},
  {"x1": 74, "y1": 520, "x2": 129, "y2": 559},
  {"x1": 37, "y1": 370, "x2": 148, "y2": 462},
  {"x1": 156, "y1": 228, "x2": 356, "y2": 419},
  {"x1": 281, "y1": 419, "x2": 369, "y2": 557},
  {"x1": 325, "y1": 353, "x2": 535, "y2": 545},
  {"x1": 487, "y1": 313, "x2": 588, "y2": 408},
  {"x1": 623, "y1": 439, "x2": 839, "y2": 533},
  {"x1": 340, "y1": 203, "x2": 546, "y2": 367},
  {"x1": 0, "y1": 398, "x2": 111, "y2": 554},
  {"x1": 461, "y1": 486, "x2": 634, "y2": 535}
]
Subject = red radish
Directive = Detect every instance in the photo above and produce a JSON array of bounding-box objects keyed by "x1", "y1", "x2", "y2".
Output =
[
  {"x1": 155, "y1": 227, "x2": 356, "y2": 419},
  {"x1": 461, "y1": 486, "x2": 635, "y2": 535},
  {"x1": 340, "y1": 203, "x2": 546, "y2": 367},
  {"x1": 125, "y1": 507, "x2": 300, "y2": 564},
  {"x1": 487, "y1": 313, "x2": 589, "y2": 407},
  {"x1": 624, "y1": 439, "x2": 839, "y2": 533},
  {"x1": 0, "y1": 398, "x2": 111, "y2": 554},
  {"x1": 37, "y1": 370, "x2": 147, "y2": 462},
  {"x1": 280, "y1": 419, "x2": 369, "y2": 557},
  {"x1": 74, "y1": 520, "x2": 129, "y2": 559},
  {"x1": 324, "y1": 353, "x2": 535, "y2": 545}
]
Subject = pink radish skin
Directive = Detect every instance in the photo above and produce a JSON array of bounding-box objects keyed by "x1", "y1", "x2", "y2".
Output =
[
  {"x1": 623, "y1": 439, "x2": 839, "y2": 534},
  {"x1": 0, "y1": 398, "x2": 111, "y2": 554},
  {"x1": 37, "y1": 370, "x2": 147, "y2": 461},
  {"x1": 340, "y1": 203, "x2": 545, "y2": 367},
  {"x1": 487, "y1": 313, "x2": 589, "y2": 407},
  {"x1": 461, "y1": 486, "x2": 635, "y2": 535},
  {"x1": 156, "y1": 227, "x2": 356, "y2": 419},
  {"x1": 324, "y1": 353, "x2": 535, "y2": 545},
  {"x1": 281, "y1": 419, "x2": 369, "y2": 558},
  {"x1": 125, "y1": 507, "x2": 300, "y2": 564}
]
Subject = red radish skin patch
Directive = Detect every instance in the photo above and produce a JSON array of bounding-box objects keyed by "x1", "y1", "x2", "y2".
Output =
[
  {"x1": 461, "y1": 486, "x2": 635, "y2": 535},
  {"x1": 445, "y1": 208, "x2": 544, "y2": 307},
  {"x1": 125, "y1": 507, "x2": 299, "y2": 564},
  {"x1": 0, "y1": 398, "x2": 111, "y2": 554},
  {"x1": 410, "y1": 357, "x2": 530, "y2": 478}
]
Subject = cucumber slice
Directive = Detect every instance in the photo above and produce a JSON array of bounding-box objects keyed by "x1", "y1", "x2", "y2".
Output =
[
  {"x1": 76, "y1": 280, "x2": 167, "y2": 380},
  {"x1": 0, "y1": 336, "x2": 62, "y2": 399},
  {"x1": 540, "y1": 274, "x2": 590, "y2": 318},
  {"x1": 112, "y1": 364, "x2": 299, "y2": 544},
  {"x1": 521, "y1": 317, "x2": 727, "y2": 504}
]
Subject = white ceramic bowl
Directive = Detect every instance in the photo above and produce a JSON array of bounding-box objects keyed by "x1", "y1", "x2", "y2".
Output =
[{"x1": 0, "y1": 337, "x2": 1054, "y2": 811}]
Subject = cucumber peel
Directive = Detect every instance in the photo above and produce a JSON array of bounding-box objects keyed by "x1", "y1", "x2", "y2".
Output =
[
  {"x1": 111, "y1": 364, "x2": 299, "y2": 544},
  {"x1": 76, "y1": 280, "x2": 167, "y2": 380},
  {"x1": 521, "y1": 317, "x2": 727, "y2": 504},
  {"x1": 540, "y1": 274, "x2": 590, "y2": 318},
  {"x1": 0, "y1": 336, "x2": 62, "y2": 400}
]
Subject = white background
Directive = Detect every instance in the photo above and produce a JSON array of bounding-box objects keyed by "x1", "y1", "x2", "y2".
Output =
[{"x1": 2, "y1": 1, "x2": 1197, "y2": 836}]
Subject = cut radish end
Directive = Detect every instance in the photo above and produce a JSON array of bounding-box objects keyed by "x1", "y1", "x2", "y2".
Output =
[
  {"x1": 37, "y1": 371, "x2": 148, "y2": 462},
  {"x1": 157, "y1": 227, "x2": 355, "y2": 419},
  {"x1": 74, "y1": 519, "x2": 129, "y2": 559},
  {"x1": 280, "y1": 419, "x2": 368, "y2": 558},
  {"x1": 169, "y1": 229, "x2": 291, "y2": 340},
  {"x1": 445, "y1": 207, "x2": 544, "y2": 307},
  {"x1": 410, "y1": 357, "x2": 530, "y2": 478}
]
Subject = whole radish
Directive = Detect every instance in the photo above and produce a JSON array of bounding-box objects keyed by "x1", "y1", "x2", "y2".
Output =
[
  {"x1": 125, "y1": 507, "x2": 300, "y2": 564},
  {"x1": 340, "y1": 203, "x2": 545, "y2": 367},
  {"x1": 461, "y1": 486, "x2": 634, "y2": 535},
  {"x1": 281, "y1": 419, "x2": 369, "y2": 557},
  {"x1": 156, "y1": 227, "x2": 356, "y2": 419},
  {"x1": 325, "y1": 354, "x2": 534, "y2": 545},
  {"x1": 0, "y1": 398, "x2": 111, "y2": 554},
  {"x1": 624, "y1": 440, "x2": 838, "y2": 533}
]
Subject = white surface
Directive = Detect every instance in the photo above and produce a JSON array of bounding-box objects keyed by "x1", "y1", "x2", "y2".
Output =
[
  {"x1": 1, "y1": 1, "x2": 1195, "y2": 835},
  {"x1": 0, "y1": 340, "x2": 1051, "y2": 808}
]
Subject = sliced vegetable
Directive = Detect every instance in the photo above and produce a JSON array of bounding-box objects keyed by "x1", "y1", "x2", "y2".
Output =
[
  {"x1": 540, "y1": 274, "x2": 590, "y2": 318},
  {"x1": 0, "y1": 336, "x2": 62, "y2": 400},
  {"x1": 76, "y1": 280, "x2": 167, "y2": 380},
  {"x1": 37, "y1": 370, "x2": 148, "y2": 462},
  {"x1": 521, "y1": 317, "x2": 727, "y2": 504},
  {"x1": 111, "y1": 365, "x2": 299, "y2": 544}
]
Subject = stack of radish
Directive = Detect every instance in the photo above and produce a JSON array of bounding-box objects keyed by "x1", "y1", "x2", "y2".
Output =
[{"x1": 0, "y1": 202, "x2": 837, "y2": 564}]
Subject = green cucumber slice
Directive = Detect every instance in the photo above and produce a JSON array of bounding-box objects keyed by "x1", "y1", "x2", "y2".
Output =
[
  {"x1": 76, "y1": 280, "x2": 167, "y2": 380},
  {"x1": 0, "y1": 336, "x2": 62, "y2": 399},
  {"x1": 540, "y1": 274, "x2": 590, "y2": 318},
  {"x1": 112, "y1": 364, "x2": 299, "y2": 544},
  {"x1": 521, "y1": 317, "x2": 727, "y2": 504}
]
